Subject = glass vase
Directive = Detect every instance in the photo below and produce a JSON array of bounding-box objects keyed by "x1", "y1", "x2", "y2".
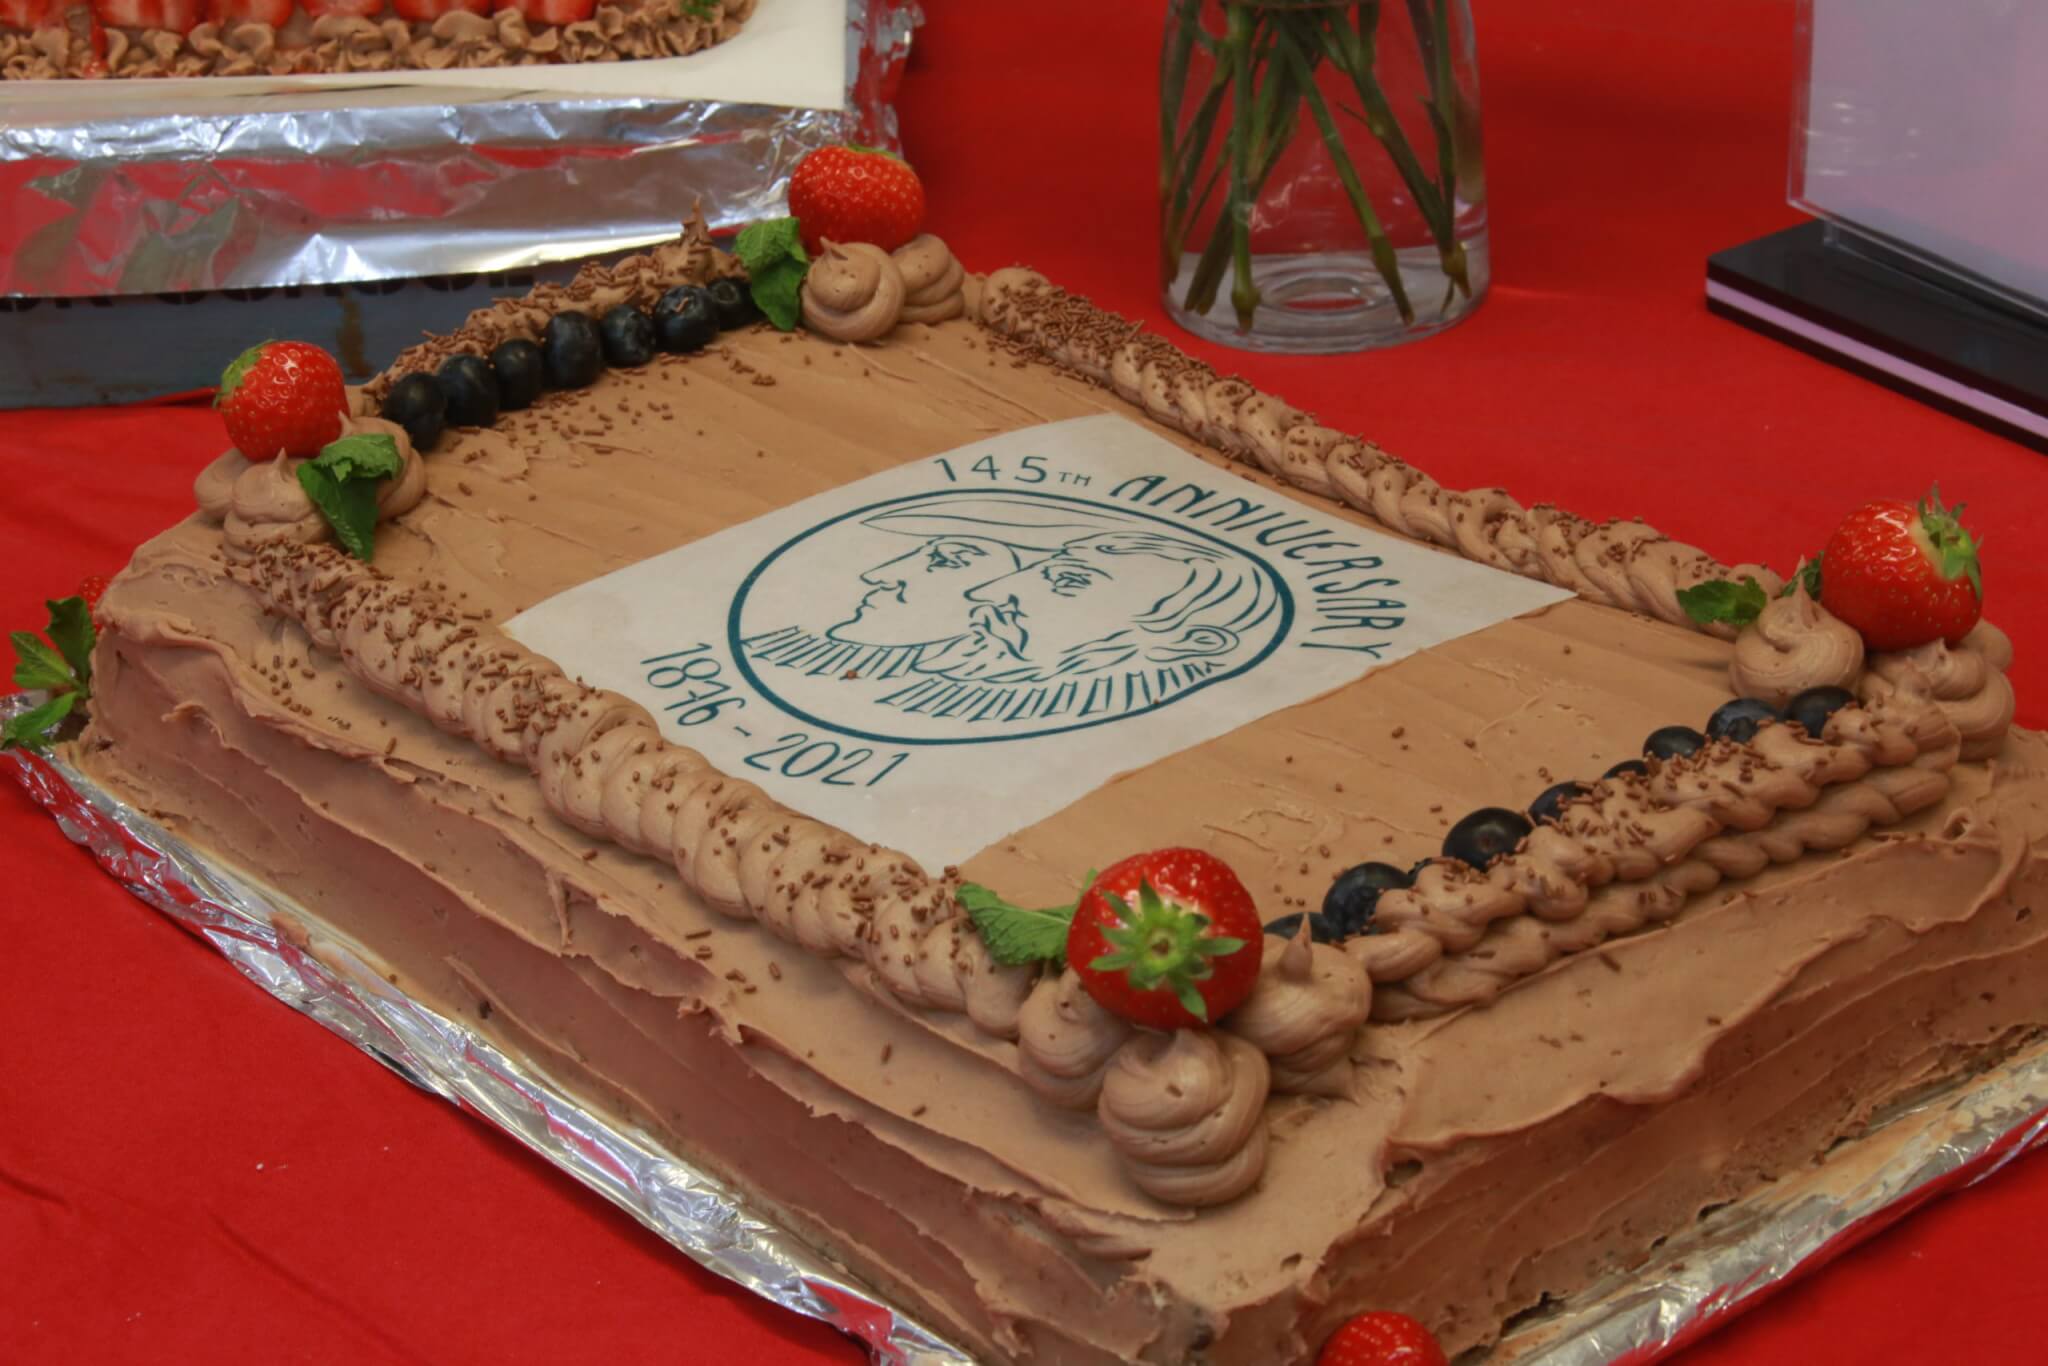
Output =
[{"x1": 1158, "y1": 0, "x2": 1489, "y2": 352}]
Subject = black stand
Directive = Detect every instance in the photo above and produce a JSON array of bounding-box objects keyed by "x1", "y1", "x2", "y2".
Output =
[{"x1": 1706, "y1": 220, "x2": 2048, "y2": 455}]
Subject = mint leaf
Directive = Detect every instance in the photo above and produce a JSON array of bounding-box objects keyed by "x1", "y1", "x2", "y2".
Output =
[
  {"x1": 735, "y1": 218, "x2": 810, "y2": 332},
  {"x1": 750, "y1": 257, "x2": 808, "y2": 332},
  {"x1": 296, "y1": 432, "x2": 403, "y2": 562},
  {"x1": 1677, "y1": 576, "x2": 1768, "y2": 629},
  {"x1": 2, "y1": 691, "x2": 76, "y2": 750},
  {"x1": 735, "y1": 216, "x2": 806, "y2": 274},
  {"x1": 11, "y1": 631, "x2": 77, "y2": 694},
  {"x1": 959, "y1": 882, "x2": 1075, "y2": 967},
  {"x1": 45, "y1": 596, "x2": 94, "y2": 692}
]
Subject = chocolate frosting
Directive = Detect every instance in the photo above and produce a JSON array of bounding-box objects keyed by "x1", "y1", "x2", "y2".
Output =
[
  {"x1": 1097, "y1": 1030, "x2": 1271, "y2": 1207},
  {"x1": 1864, "y1": 629, "x2": 2017, "y2": 761},
  {"x1": 800, "y1": 241, "x2": 908, "y2": 343},
  {"x1": 1729, "y1": 572, "x2": 1865, "y2": 707}
]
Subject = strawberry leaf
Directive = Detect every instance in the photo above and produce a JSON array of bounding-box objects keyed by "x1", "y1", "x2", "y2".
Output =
[
  {"x1": 44, "y1": 596, "x2": 94, "y2": 692},
  {"x1": 1778, "y1": 557, "x2": 1823, "y2": 600},
  {"x1": 11, "y1": 631, "x2": 77, "y2": 695},
  {"x1": 215, "y1": 341, "x2": 270, "y2": 406},
  {"x1": 1677, "y1": 576, "x2": 1768, "y2": 629},
  {"x1": 2, "y1": 690, "x2": 76, "y2": 750},
  {"x1": 958, "y1": 882, "x2": 1075, "y2": 967}
]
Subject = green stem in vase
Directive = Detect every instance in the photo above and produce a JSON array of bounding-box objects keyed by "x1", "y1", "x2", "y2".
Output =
[
  {"x1": 1225, "y1": 2, "x2": 1260, "y2": 329},
  {"x1": 1161, "y1": 52, "x2": 1232, "y2": 286},
  {"x1": 1417, "y1": 0, "x2": 1472, "y2": 297},
  {"x1": 1273, "y1": 15, "x2": 1413, "y2": 325},
  {"x1": 1324, "y1": 4, "x2": 1469, "y2": 301},
  {"x1": 1182, "y1": 10, "x2": 1294, "y2": 318},
  {"x1": 1158, "y1": 0, "x2": 1205, "y2": 283}
]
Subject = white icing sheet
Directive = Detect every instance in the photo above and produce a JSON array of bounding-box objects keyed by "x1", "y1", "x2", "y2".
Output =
[{"x1": 502, "y1": 414, "x2": 1572, "y2": 872}]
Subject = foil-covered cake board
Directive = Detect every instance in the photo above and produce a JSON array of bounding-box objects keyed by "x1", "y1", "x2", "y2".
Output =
[{"x1": 9, "y1": 690, "x2": 2048, "y2": 1365}]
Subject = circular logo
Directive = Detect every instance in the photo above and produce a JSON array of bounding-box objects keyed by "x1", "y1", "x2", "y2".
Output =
[{"x1": 729, "y1": 489, "x2": 1294, "y2": 745}]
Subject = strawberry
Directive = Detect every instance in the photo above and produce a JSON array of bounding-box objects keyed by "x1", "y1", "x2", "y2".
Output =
[
  {"x1": 490, "y1": 0, "x2": 592, "y2": 24},
  {"x1": 787, "y1": 144, "x2": 926, "y2": 256},
  {"x1": 77, "y1": 574, "x2": 110, "y2": 632},
  {"x1": 207, "y1": 0, "x2": 291, "y2": 23},
  {"x1": 1317, "y1": 1312, "x2": 1447, "y2": 1366},
  {"x1": 396, "y1": 0, "x2": 485, "y2": 19},
  {"x1": 302, "y1": 0, "x2": 385, "y2": 14},
  {"x1": 1819, "y1": 485, "x2": 1983, "y2": 651},
  {"x1": 1065, "y1": 848, "x2": 1262, "y2": 1030},
  {"x1": 91, "y1": 0, "x2": 203, "y2": 28},
  {"x1": 215, "y1": 341, "x2": 347, "y2": 461}
]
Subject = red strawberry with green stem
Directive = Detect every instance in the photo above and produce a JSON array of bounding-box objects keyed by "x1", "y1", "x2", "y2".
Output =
[
  {"x1": 1819, "y1": 485, "x2": 1983, "y2": 651},
  {"x1": 91, "y1": 0, "x2": 202, "y2": 29},
  {"x1": 215, "y1": 340, "x2": 347, "y2": 461},
  {"x1": 1317, "y1": 1312, "x2": 1447, "y2": 1366},
  {"x1": 787, "y1": 144, "x2": 926, "y2": 256}
]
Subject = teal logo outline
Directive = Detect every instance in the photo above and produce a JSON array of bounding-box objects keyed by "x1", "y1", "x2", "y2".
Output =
[{"x1": 727, "y1": 487, "x2": 1296, "y2": 746}]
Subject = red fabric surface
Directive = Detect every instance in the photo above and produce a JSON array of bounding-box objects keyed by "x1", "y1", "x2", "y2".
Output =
[{"x1": 5, "y1": 2, "x2": 2047, "y2": 1362}]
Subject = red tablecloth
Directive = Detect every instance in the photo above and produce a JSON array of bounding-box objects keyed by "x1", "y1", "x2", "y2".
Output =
[{"x1": 6, "y1": 2, "x2": 2046, "y2": 1362}]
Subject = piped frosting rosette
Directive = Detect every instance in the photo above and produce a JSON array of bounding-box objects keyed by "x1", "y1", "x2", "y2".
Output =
[
  {"x1": 194, "y1": 414, "x2": 426, "y2": 559},
  {"x1": 1728, "y1": 572, "x2": 1865, "y2": 708},
  {"x1": 1097, "y1": 1030, "x2": 1271, "y2": 1207},
  {"x1": 798, "y1": 236, "x2": 969, "y2": 342},
  {"x1": 1862, "y1": 621, "x2": 2016, "y2": 761}
]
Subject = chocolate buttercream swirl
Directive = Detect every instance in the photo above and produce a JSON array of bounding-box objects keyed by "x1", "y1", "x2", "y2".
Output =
[
  {"x1": 1098, "y1": 1031, "x2": 1271, "y2": 1207},
  {"x1": 1350, "y1": 685, "x2": 1961, "y2": 1019},
  {"x1": 1017, "y1": 969, "x2": 1133, "y2": 1110},
  {"x1": 1378, "y1": 763, "x2": 1954, "y2": 1018},
  {"x1": 1225, "y1": 929, "x2": 1371, "y2": 1098},
  {"x1": 974, "y1": 268, "x2": 1787, "y2": 633},
  {"x1": 1729, "y1": 572, "x2": 1864, "y2": 708},
  {"x1": 893, "y1": 235, "x2": 967, "y2": 325},
  {"x1": 800, "y1": 242, "x2": 907, "y2": 343},
  {"x1": 1862, "y1": 631, "x2": 2016, "y2": 761}
]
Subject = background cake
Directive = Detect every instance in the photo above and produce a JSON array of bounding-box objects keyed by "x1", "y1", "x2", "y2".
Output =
[{"x1": 6, "y1": 6, "x2": 2048, "y2": 1364}]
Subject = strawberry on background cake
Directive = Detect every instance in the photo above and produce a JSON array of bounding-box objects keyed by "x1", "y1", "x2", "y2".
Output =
[{"x1": 7, "y1": 130, "x2": 2044, "y2": 1366}]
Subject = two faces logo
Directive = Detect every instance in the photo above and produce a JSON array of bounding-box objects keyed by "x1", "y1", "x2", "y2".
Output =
[{"x1": 734, "y1": 491, "x2": 1291, "y2": 743}]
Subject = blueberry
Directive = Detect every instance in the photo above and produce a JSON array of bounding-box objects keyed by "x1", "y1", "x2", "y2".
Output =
[
  {"x1": 1604, "y1": 758, "x2": 1650, "y2": 780},
  {"x1": 707, "y1": 277, "x2": 758, "y2": 329},
  {"x1": 1442, "y1": 807, "x2": 1534, "y2": 870},
  {"x1": 599, "y1": 305, "x2": 657, "y2": 368},
  {"x1": 489, "y1": 339, "x2": 546, "y2": 410},
  {"x1": 653, "y1": 284, "x2": 719, "y2": 353},
  {"x1": 380, "y1": 373, "x2": 446, "y2": 452},
  {"x1": 435, "y1": 354, "x2": 499, "y2": 429},
  {"x1": 1644, "y1": 725, "x2": 1707, "y2": 761},
  {"x1": 1528, "y1": 780, "x2": 1591, "y2": 825},
  {"x1": 1706, "y1": 697, "x2": 1780, "y2": 744},
  {"x1": 542, "y1": 310, "x2": 604, "y2": 390},
  {"x1": 1785, "y1": 685, "x2": 1857, "y2": 738},
  {"x1": 1263, "y1": 911, "x2": 1338, "y2": 945},
  {"x1": 1322, "y1": 861, "x2": 1410, "y2": 937}
]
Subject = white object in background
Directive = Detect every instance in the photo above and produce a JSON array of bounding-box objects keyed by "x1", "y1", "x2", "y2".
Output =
[{"x1": 1796, "y1": 0, "x2": 2048, "y2": 316}]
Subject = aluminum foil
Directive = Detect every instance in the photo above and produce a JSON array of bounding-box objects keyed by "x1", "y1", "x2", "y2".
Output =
[
  {"x1": 8, "y1": 687, "x2": 2048, "y2": 1365},
  {"x1": 0, "y1": 0, "x2": 922, "y2": 297}
]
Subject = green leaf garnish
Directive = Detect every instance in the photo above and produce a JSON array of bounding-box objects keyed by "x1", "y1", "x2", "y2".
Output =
[
  {"x1": 3, "y1": 691, "x2": 76, "y2": 750},
  {"x1": 734, "y1": 217, "x2": 810, "y2": 332},
  {"x1": 958, "y1": 867, "x2": 1098, "y2": 968},
  {"x1": 45, "y1": 596, "x2": 94, "y2": 691},
  {"x1": 5, "y1": 593, "x2": 97, "y2": 750},
  {"x1": 1677, "y1": 575, "x2": 1769, "y2": 629},
  {"x1": 11, "y1": 631, "x2": 75, "y2": 694},
  {"x1": 296, "y1": 432, "x2": 404, "y2": 562}
]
